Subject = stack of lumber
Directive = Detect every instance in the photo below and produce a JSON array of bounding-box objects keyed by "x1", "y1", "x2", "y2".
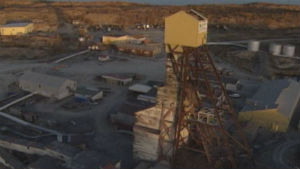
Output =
[{"x1": 133, "y1": 57, "x2": 178, "y2": 161}]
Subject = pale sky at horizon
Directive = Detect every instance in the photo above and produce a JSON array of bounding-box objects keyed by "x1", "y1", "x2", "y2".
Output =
[{"x1": 48, "y1": 0, "x2": 300, "y2": 5}]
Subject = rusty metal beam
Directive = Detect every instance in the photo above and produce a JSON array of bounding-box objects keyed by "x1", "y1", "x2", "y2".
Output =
[{"x1": 166, "y1": 46, "x2": 252, "y2": 168}]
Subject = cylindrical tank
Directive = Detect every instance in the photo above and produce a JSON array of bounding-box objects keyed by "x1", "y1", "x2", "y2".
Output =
[
  {"x1": 282, "y1": 45, "x2": 295, "y2": 57},
  {"x1": 78, "y1": 37, "x2": 85, "y2": 42},
  {"x1": 269, "y1": 43, "x2": 282, "y2": 56},
  {"x1": 248, "y1": 40, "x2": 260, "y2": 52}
]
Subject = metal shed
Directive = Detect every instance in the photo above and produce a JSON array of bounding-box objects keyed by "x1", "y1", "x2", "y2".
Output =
[
  {"x1": 0, "y1": 22, "x2": 34, "y2": 36},
  {"x1": 18, "y1": 72, "x2": 77, "y2": 100}
]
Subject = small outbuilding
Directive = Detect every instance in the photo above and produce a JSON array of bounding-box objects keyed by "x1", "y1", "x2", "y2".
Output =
[
  {"x1": 129, "y1": 84, "x2": 152, "y2": 94},
  {"x1": 0, "y1": 22, "x2": 33, "y2": 36},
  {"x1": 18, "y1": 72, "x2": 77, "y2": 100},
  {"x1": 75, "y1": 87, "x2": 103, "y2": 101},
  {"x1": 101, "y1": 73, "x2": 134, "y2": 86}
]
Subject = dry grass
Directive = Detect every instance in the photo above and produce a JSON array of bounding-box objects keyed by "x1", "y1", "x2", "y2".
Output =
[{"x1": 0, "y1": 0, "x2": 299, "y2": 30}]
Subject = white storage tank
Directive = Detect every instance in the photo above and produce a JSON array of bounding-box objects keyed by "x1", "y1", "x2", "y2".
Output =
[
  {"x1": 248, "y1": 40, "x2": 260, "y2": 52},
  {"x1": 78, "y1": 37, "x2": 85, "y2": 42},
  {"x1": 282, "y1": 45, "x2": 295, "y2": 57},
  {"x1": 269, "y1": 43, "x2": 282, "y2": 56}
]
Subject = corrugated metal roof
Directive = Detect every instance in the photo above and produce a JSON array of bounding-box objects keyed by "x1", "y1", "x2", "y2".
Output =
[
  {"x1": 166, "y1": 10, "x2": 207, "y2": 21},
  {"x1": 19, "y1": 71, "x2": 72, "y2": 90},
  {"x1": 188, "y1": 9, "x2": 207, "y2": 20},
  {"x1": 0, "y1": 22, "x2": 31, "y2": 28},
  {"x1": 276, "y1": 80, "x2": 300, "y2": 118},
  {"x1": 242, "y1": 79, "x2": 300, "y2": 118}
]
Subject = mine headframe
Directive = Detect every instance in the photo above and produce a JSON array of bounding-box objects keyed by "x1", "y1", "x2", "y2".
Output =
[{"x1": 167, "y1": 45, "x2": 252, "y2": 168}]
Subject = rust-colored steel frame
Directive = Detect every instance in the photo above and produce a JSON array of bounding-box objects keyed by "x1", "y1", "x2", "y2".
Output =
[
  {"x1": 164, "y1": 45, "x2": 252, "y2": 168},
  {"x1": 158, "y1": 101, "x2": 175, "y2": 161}
]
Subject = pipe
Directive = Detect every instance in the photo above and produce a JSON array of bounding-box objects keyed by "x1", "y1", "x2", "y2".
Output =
[
  {"x1": 0, "y1": 93, "x2": 19, "y2": 104},
  {"x1": 0, "y1": 126, "x2": 54, "y2": 139},
  {"x1": 53, "y1": 50, "x2": 89, "y2": 64},
  {"x1": 0, "y1": 92, "x2": 63, "y2": 137},
  {"x1": 208, "y1": 38, "x2": 299, "y2": 44},
  {"x1": 0, "y1": 111, "x2": 62, "y2": 135},
  {"x1": 206, "y1": 42, "x2": 247, "y2": 48},
  {"x1": 0, "y1": 92, "x2": 96, "y2": 141},
  {"x1": 0, "y1": 92, "x2": 36, "y2": 111}
]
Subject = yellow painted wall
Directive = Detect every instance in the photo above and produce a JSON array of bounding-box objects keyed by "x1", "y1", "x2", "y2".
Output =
[
  {"x1": 164, "y1": 11, "x2": 207, "y2": 52},
  {"x1": 0, "y1": 23, "x2": 33, "y2": 35},
  {"x1": 239, "y1": 109, "x2": 289, "y2": 132},
  {"x1": 102, "y1": 35, "x2": 130, "y2": 45}
]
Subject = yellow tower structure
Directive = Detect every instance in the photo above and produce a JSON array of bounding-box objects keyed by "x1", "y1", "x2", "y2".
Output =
[
  {"x1": 163, "y1": 9, "x2": 252, "y2": 168},
  {"x1": 164, "y1": 9, "x2": 207, "y2": 51}
]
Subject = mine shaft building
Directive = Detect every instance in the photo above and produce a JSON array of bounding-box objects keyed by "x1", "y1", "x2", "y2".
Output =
[
  {"x1": 164, "y1": 10, "x2": 207, "y2": 52},
  {"x1": 0, "y1": 22, "x2": 33, "y2": 36},
  {"x1": 18, "y1": 72, "x2": 77, "y2": 100},
  {"x1": 239, "y1": 79, "x2": 300, "y2": 132}
]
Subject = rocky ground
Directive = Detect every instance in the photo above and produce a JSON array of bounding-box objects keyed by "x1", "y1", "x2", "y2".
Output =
[{"x1": 0, "y1": 0, "x2": 299, "y2": 59}]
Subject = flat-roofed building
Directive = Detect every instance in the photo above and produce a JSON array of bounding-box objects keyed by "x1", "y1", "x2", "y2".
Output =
[
  {"x1": 101, "y1": 73, "x2": 134, "y2": 86},
  {"x1": 129, "y1": 84, "x2": 152, "y2": 94},
  {"x1": 0, "y1": 22, "x2": 34, "y2": 35}
]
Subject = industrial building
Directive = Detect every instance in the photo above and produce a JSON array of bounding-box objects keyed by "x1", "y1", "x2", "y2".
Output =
[
  {"x1": 18, "y1": 72, "x2": 77, "y2": 100},
  {"x1": 164, "y1": 9, "x2": 207, "y2": 52},
  {"x1": 115, "y1": 43, "x2": 161, "y2": 57},
  {"x1": 0, "y1": 22, "x2": 33, "y2": 36},
  {"x1": 102, "y1": 35, "x2": 146, "y2": 45},
  {"x1": 239, "y1": 79, "x2": 300, "y2": 132},
  {"x1": 101, "y1": 73, "x2": 134, "y2": 86},
  {"x1": 102, "y1": 34, "x2": 161, "y2": 57}
]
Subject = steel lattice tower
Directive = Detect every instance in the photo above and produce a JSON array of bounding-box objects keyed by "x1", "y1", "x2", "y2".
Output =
[{"x1": 158, "y1": 45, "x2": 252, "y2": 168}]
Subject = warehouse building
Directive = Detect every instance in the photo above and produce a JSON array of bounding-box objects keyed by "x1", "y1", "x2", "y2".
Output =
[
  {"x1": 239, "y1": 79, "x2": 300, "y2": 132},
  {"x1": 18, "y1": 72, "x2": 77, "y2": 100},
  {"x1": 102, "y1": 35, "x2": 146, "y2": 45},
  {"x1": 0, "y1": 22, "x2": 33, "y2": 36}
]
